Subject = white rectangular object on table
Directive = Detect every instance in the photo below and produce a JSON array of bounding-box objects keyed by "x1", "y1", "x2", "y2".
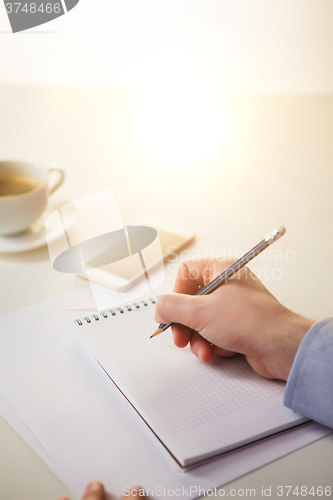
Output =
[{"x1": 78, "y1": 218, "x2": 195, "y2": 291}]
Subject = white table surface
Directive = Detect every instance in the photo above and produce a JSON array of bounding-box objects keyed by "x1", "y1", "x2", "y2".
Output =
[{"x1": 0, "y1": 85, "x2": 332, "y2": 499}]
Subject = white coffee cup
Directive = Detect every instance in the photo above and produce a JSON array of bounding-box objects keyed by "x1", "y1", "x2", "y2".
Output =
[{"x1": 0, "y1": 160, "x2": 65, "y2": 236}]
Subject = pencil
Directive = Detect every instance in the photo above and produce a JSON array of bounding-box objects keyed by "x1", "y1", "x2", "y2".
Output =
[{"x1": 150, "y1": 226, "x2": 286, "y2": 338}]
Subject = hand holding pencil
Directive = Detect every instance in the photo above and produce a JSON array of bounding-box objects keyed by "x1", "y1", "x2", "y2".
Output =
[{"x1": 154, "y1": 229, "x2": 315, "y2": 381}]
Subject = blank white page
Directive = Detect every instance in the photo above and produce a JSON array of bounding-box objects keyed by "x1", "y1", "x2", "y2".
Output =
[{"x1": 75, "y1": 297, "x2": 307, "y2": 467}]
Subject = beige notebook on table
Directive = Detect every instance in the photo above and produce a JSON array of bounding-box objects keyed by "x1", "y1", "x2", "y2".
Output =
[{"x1": 74, "y1": 295, "x2": 308, "y2": 468}]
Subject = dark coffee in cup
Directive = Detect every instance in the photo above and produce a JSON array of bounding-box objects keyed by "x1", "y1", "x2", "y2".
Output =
[
  {"x1": 0, "y1": 174, "x2": 42, "y2": 197},
  {"x1": 0, "y1": 161, "x2": 65, "y2": 235}
]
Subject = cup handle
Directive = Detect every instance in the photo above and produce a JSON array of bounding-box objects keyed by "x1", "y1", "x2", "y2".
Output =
[{"x1": 47, "y1": 168, "x2": 65, "y2": 195}]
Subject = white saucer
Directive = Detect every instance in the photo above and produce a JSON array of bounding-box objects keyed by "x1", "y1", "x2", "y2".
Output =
[{"x1": 0, "y1": 195, "x2": 70, "y2": 254}]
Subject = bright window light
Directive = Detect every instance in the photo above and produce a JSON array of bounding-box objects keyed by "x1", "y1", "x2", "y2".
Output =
[{"x1": 137, "y1": 79, "x2": 224, "y2": 167}]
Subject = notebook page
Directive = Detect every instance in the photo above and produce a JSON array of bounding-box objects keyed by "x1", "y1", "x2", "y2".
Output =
[{"x1": 75, "y1": 300, "x2": 307, "y2": 467}]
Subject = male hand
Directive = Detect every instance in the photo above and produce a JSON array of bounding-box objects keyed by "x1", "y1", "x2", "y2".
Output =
[
  {"x1": 60, "y1": 482, "x2": 142, "y2": 500},
  {"x1": 155, "y1": 259, "x2": 314, "y2": 380}
]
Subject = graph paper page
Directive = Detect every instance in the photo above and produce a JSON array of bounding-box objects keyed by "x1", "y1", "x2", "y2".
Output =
[{"x1": 75, "y1": 299, "x2": 307, "y2": 467}]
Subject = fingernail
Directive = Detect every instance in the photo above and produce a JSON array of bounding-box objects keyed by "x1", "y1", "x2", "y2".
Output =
[
  {"x1": 86, "y1": 481, "x2": 103, "y2": 493},
  {"x1": 197, "y1": 349, "x2": 204, "y2": 361}
]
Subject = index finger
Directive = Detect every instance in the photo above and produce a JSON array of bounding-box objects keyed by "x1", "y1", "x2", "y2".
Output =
[
  {"x1": 173, "y1": 260, "x2": 204, "y2": 295},
  {"x1": 173, "y1": 259, "x2": 234, "y2": 295}
]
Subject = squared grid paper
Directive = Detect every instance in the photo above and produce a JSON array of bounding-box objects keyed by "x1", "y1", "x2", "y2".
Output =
[{"x1": 78, "y1": 301, "x2": 285, "y2": 437}]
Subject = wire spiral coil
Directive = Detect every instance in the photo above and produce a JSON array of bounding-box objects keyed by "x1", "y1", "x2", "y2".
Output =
[{"x1": 75, "y1": 297, "x2": 159, "y2": 326}]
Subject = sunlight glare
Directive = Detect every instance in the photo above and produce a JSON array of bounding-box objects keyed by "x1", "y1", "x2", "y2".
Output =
[{"x1": 138, "y1": 81, "x2": 223, "y2": 167}]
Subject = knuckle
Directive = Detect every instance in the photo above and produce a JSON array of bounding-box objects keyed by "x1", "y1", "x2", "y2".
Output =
[
  {"x1": 184, "y1": 296, "x2": 205, "y2": 330},
  {"x1": 154, "y1": 293, "x2": 168, "y2": 321}
]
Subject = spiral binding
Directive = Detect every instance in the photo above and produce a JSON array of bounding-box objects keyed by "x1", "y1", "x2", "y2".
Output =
[{"x1": 75, "y1": 296, "x2": 159, "y2": 326}]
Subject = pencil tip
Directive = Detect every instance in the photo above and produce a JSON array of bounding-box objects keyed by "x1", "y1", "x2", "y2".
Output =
[{"x1": 150, "y1": 328, "x2": 163, "y2": 339}]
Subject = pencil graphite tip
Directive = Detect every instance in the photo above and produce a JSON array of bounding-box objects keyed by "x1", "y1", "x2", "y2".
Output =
[{"x1": 150, "y1": 328, "x2": 164, "y2": 339}]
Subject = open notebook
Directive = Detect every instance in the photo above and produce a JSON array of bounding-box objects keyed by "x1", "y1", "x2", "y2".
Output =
[{"x1": 74, "y1": 294, "x2": 308, "y2": 468}]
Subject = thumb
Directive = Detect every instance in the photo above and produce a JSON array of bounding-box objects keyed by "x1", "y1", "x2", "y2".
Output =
[{"x1": 155, "y1": 292, "x2": 205, "y2": 331}]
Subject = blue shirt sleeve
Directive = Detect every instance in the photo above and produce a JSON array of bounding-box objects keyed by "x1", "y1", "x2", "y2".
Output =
[{"x1": 284, "y1": 317, "x2": 333, "y2": 429}]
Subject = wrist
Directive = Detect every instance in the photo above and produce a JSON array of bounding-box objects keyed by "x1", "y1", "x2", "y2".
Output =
[
  {"x1": 268, "y1": 311, "x2": 315, "y2": 381},
  {"x1": 282, "y1": 313, "x2": 315, "y2": 380}
]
